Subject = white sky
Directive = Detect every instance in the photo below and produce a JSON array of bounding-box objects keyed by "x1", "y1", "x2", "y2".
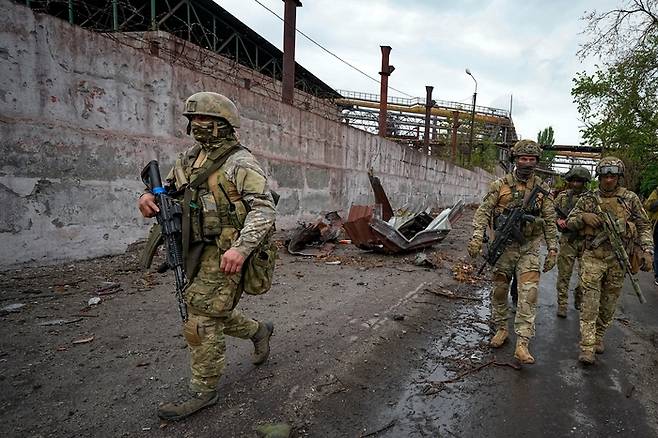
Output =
[{"x1": 215, "y1": 0, "x2": 618, "y2": 145}]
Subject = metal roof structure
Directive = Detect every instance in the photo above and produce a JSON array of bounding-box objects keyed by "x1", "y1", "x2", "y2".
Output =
[{"x1": 20, "y1": 0, "x2": 341, "y2": 98}]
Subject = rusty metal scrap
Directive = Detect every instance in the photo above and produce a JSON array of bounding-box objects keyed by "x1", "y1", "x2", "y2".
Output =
[
  {"x1": 287, "y1": 212, "x2": 343, "y2": 256},
  {"x1": 342, "y1": 171, "x2": 465, "y2": 254}
]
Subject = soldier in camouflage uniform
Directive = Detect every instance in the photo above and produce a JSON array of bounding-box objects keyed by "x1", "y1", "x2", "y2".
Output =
[
  {"x1": 566, "y1": 157, "x2": 653, "y2": 365},
  {"x1": 468, "y1": 140, "x2": 559, "y2": 364},
  {"x1": 554, "y1": 166, "x2": 591, "y2": 317},
  {"x1": 138, "y1": 92, "x2": 276, "y2": 420}
]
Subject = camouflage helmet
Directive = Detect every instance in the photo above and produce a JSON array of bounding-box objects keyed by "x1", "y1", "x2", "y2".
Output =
[
  {"x1": 564, "y1": 166, "x2": 591, "y2": 182},
  {"x1": 511, "y1": 139, "x2": 542, "y2": 158},
  {"x1": 183, "y1": 92, "x2": 240, "y2": 128},
  {"x1": 595, "y1": 156, "x2": 624, "y2": 176}
]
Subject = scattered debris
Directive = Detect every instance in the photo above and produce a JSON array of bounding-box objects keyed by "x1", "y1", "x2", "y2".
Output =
[
  {"x1": 287, "y1": 212, "x2": 343, "y2": 256},
  {"x1": 391, "y1": 314, "x2": 405, "y2": 321},
  {"x1": 413, "y1": 252, "x2": 441, "y2": 268},
  {"x1": 95, "y1": 282, "x2": 122, "y2": 295},
  {"x1": 452, "y1": 261, "x2": 479, "y2": 284},
  {"x1": 136, "y1": 362, "x2": 150, "y2": 367},
  {"x1": 37, "y1": 318, "x2": 83, "y2": 326},
  {"x1": 625, "y1": 384, "x2": 635, "y2": 399},
  {"x1": 256, "y1": 423, "x2": 292, "y2": 438},
  {"x1": 324, "y1": 260, "x2": 342, "y2": 265},
  {"x1": 359, "y1": 419, "x2": 397, "y2": 437},
  {"x1": 2, "y1": 303, "x2": 25, "y2": 313},
  {"x1": 88, "y1": 297, "x2": 102, "y2": 306},
  {"x1": 72, "y1": 335, "x2": 95, "y2": 345},
  {"x1": 342, "y1": 171, "x2": 465, "y2": 253},
  {"x1": 418, "y1": 359, "x2": 521, "y2": 394},
  {"x1": 424, "y1": 286, "x2": 482, "y2": 301}
]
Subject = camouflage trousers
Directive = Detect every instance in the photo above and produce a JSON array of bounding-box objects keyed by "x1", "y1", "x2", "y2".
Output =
[
  {"x1": 183, "y1": 245, "x2": 259, "y2": 393},
  {"x1": 491, "y1": 238, "x2": 541, "y2": 338},
  {"x1": 556, "y1": 235, "x2": 584, "y2": 308},
  {"x1": 578, "y1": 249, "x2": 625, "y2": 352}
]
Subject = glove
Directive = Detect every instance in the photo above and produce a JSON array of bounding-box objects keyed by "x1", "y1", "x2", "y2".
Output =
[
  {"x1": 543, "y1": 250, "x2": 557, "y2": 272},
  {"x1": 581, "y1": 212, "x2": 603, "y2": 228},
  {"x1": 640, "y1": 250, "x2": 653, "y2": 272},
  {"x1": 467, "y1": 237, "x2": 482, "y2": 259}
]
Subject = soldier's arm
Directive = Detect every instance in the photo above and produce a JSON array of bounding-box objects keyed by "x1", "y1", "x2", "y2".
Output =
[
  {"x1": 630, "y1": 193, "x2": 653, "y2": 250},
  {"x1": 228, "y1": 157, "x2": 276, "y2": 258},
  {"x1": 566, "y1": 194, "x2": 593, "y2": 230},
  {"x1": 472, "y1": 180, "x2": 500, "y2": 239},
  {"x1": 541, "y1": 189, "x2": 559, "y2": 250}
]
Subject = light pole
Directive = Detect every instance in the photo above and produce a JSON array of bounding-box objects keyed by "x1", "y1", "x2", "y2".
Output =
[{"x1": 465, "y1": 68, "x2": 478, "y2": 163}]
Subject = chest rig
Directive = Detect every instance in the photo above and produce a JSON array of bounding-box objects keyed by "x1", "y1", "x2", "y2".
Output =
[{"x1": 173, "y1": 144, "x2": 249, "y2": 270}]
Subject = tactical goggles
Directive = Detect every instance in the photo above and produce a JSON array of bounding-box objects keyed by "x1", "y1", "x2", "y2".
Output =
[{"x1": 598, "y1": 165, "x2": 622, "y2": 175}]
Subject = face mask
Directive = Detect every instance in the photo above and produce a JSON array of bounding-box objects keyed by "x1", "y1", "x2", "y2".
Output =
[
  {"x1": 190, "y1": 119, "x2": 231, "y2": 144},
  {"x1": 515, "y1": 163, "x2": 535, "y2": 180},
  {"x1": 570, "y1": 181, "x2": 585, "y2": 194}
]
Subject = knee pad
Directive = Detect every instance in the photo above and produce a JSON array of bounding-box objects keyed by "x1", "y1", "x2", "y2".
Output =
[{"x1": 183, "y1": 316, "x2": 205, "y2": 346}]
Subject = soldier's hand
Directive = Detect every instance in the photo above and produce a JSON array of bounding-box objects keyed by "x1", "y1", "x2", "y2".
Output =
[
  {"x1": 220, "y1": 248, "x2": 246, "y2": 274},
  {"x1": 640, "y1": 250, "x2": 653, "y2": 272},
  {"x1": 543, "y1": 249, "x2": 558, "y2": 272},
  {"x1": 581, "y1": 212, "x2": 603, "y2": 228},
  {"x1": 138, "y1": 193, "x2": 159, "y2": 218},
  {"x1": 556, "y1": 218, "x2": 568, "y2": 230},
  {"x1": 467, "y1": 237, "x2": 482, "y2": 259}
]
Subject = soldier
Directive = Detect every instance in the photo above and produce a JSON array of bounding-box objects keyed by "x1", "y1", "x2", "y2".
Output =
[
  {"x1": 642, "y1": 186, "x2": 658, "y2": 285},
  {"x1": 138, "y1": 92, "x2": 277, "y2": 420},
  {"x1": 468, "y1": 140, "x2": 558, "y2": 364},
  {"x1": 554, "y1": 166, "x2": 591, "y2": 317},
  {"x1": 566, "y1": 157, "x2": 653, "y2": 365}
]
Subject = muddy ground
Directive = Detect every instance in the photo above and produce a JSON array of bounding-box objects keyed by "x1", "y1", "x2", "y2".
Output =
[{"x1": 1, "y1": 209, "x2": 657, "y2": 437}]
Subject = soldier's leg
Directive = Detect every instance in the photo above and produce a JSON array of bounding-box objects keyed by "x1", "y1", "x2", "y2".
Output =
[
  {"x1": 512, "y1": 241, "x2": 541, "y2": 364},
  {"x1": 158, "y1": 246, "x2": 236, "y2": 421},
  {"x1": 186, "y1": 313, "x2": 227, "y2": 393},
  {"x1": 556, "y1": 239, "x2": 577, "y2": 316},
  {"x1": 594, "y1": 262, "x2": 625, "y2": 352},
  {"x1": 577, "y1": 251, "x2": 605, "y2": 364},
  {"x1": 490, "y1": 248, "x2": 517, "y2": 347}
]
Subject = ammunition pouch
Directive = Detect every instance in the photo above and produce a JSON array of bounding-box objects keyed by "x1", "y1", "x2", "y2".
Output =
[{"x1": 241, "y1": 234, "x2": 277, "y2": 296}]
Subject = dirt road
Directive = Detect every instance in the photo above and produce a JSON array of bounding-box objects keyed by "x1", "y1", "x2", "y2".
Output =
[{"x1": 1, "y1": 210, "x2": 656, "y2": 437}]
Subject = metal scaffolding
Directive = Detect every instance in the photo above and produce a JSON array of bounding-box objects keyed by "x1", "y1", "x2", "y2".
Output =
[{"x1": 19, "y1": 0, "x2": 340, "y2": 99}]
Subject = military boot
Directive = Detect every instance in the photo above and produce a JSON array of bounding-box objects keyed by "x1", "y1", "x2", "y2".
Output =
[
  {"x1": 579, "y1": 348, "x2": 595, "y2": 365},
  {"x1": 157, "y1": 391, "x2": 219, "y2": 421},
  {"x1": 489, "y1": 327, "x2": 509, "y2": 348},
  {"x1": 557, "y1": 304, "x2": 567, "y2": 318},
  {"x1": 595, "y1": 339, "x2": 605, "y2": 354},
  {"x1": 514, "y1": 337, "x2": 535, "y2": 364},
  {"x1": 251, "y1": 321, "x2": 274, "y2": 365}
]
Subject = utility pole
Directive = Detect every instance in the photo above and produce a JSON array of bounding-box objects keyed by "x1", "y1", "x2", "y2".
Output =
[{"x1": 282, "y1": 0, "x2": 302, "y2": 105}]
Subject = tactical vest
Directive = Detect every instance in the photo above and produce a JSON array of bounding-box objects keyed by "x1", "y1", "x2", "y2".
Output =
[
  {"x1": 493, "y1": 174, "x2": 545, "y2": 238},
  {"x1": 174, "y1": 145, "x2": 249, "y2": 252},
  {"x1": 598, "y1": 189, "x2": 635, "y2": 240}
]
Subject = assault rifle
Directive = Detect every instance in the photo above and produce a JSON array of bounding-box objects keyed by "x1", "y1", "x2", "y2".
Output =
[
  {"x1": 478, "y1": 184, "x2": 549, "y2": 275},
  {"x1": 593, "y1": 197, "x2": 646, "y2": 304},
  {"x1": 141, "y1": 160, "x2": 189, "y2": 321}
]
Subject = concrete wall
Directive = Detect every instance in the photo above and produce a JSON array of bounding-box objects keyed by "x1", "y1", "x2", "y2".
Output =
[{"x1": 0, "y1": 0, "x2": 494, "y2": 268}]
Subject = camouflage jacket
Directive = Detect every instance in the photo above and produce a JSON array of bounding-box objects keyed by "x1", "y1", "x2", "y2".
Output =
[
  {"x1": 554, "y1": 189, "x2": 585, "y2": 241},
  {"x1": 566, "y1": 187, "x2": 652, "y2": 252},
  {"x1": 167, "y1": 139, "x2": 276, "y2": 258},
  {"x1": 472, "y1": 171, "x2": 558, "y2": 250}
]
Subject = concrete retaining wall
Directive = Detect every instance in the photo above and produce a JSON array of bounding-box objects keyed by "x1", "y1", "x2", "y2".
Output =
[{"x1": 0, "y1": 0, "x2": 494, "y2": 268}]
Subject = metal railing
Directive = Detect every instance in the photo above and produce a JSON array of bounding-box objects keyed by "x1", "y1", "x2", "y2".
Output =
[{"x1": 337, "y1": 89, "x2": 510, "y2": 118}]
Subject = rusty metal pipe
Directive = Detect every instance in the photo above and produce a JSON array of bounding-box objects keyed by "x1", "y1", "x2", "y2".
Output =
[
  {"x1": 424, "y1": 85, "x2": 434, "y2": 147},
  {"x1": 378, "y1": 46, "x2": 392, "y2": 137},
  {"x1": 282, "y1": 0, "x2": 302, "y2": 105}
]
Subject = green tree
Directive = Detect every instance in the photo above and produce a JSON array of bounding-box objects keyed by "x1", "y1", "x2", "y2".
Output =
[
  {"x1": 537, "y1": 126, "x2": 557, "y2": 169},
  {"x1": 572, "y1": 0, "x2": 658, "y2": 195}
]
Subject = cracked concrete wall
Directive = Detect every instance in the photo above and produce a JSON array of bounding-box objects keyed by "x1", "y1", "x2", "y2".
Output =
[{"x1": 0, "y1": 0, "x2": 494, "y2": 268}]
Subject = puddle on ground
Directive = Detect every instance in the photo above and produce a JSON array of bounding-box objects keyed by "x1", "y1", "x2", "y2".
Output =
[{"x1": 375, "y1": 286, "x2": 496, "y2": 436}]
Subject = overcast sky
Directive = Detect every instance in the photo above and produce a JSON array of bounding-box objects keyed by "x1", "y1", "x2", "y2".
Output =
[{"x1": 216, "y1": 0, "x2": 618, "y2": 145}]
